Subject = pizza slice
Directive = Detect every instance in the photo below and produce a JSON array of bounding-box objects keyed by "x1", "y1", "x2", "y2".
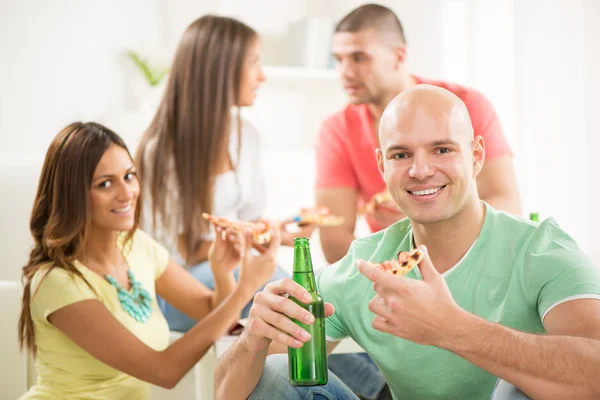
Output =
[
  {"x1": 202, "y1": 213, "x2": 272, "y2": 245},
  {"x1": 372, "y1": 248, "x2": 424, "y2": 276},
  {"x1": 292, "y1": 206, "x2": 345, "y2": 227},
  {"x1": 360, "y1": 191, "x2": 394, "y2": 214}
]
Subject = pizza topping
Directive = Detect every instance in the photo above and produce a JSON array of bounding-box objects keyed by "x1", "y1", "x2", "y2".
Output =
[
  {"x1": 371, "y1": 248, "x2": 424, "y2": 276},
  {"x1": 202, "y1": 213, "x2": 273, "y2": 245}
]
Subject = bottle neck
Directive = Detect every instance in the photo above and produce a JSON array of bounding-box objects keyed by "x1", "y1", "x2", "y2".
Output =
[{"x1": 293, "y1": 244, "x2": 317, "y2": 292}]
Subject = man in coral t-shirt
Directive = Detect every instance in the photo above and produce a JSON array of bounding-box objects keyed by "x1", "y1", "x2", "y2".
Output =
[{"x1": 316, "y1": 4, "x2": 521, "y2": 265}]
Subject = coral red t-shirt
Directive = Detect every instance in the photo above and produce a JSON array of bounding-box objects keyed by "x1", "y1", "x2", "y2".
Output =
[{"x1": 315, "y1": 76, "x2": 513, "y2": 232}]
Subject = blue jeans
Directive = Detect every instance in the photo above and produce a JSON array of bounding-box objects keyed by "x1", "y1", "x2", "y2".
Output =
[
  {"x1": 249, "y1": 354, "x2": 359, "y2": 400},
  {"x1": 250, "y1": 354, "x2": 532, "y2": 400},
  {"x1": 157, "y1": 260, "x2": 289, "y2": 332},
  {"x1": 490, "y1": 379, "x2": 532, "y2": 400},
  {"x1": 328, "y1": 353, "x2": 386, "y2": 399}
]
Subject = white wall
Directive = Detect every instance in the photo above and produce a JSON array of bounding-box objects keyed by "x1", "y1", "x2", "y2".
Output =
[
  {"x1": 0, "y1": 0, "x2": 165, "y2": 280},
  {"x1": 585, "y1": 0, "x2": 600, "y2": 256},
  {"x1": 514, "y1": 0, "x2": 588, "y2": 249},
  {"x1": 0, "y1": 0, "x2": 164, "y2": 156},
  {"x1": 436, "y1": 0, "x2": 595, "y2": 252}
]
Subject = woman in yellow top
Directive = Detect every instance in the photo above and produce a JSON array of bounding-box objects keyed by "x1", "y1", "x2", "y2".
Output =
[{"x1": 18, "y1": 121, "x2": 280, "y2": 399}]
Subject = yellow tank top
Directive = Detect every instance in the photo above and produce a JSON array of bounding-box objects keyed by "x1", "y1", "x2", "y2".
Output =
[{"x1": 21, "y1": 230, "x2": 170, "y2": 400}]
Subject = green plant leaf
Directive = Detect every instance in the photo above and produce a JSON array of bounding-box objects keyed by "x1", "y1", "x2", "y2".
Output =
[{"x1": 127, "y1": 50, "x2": 169, "y2": 87}]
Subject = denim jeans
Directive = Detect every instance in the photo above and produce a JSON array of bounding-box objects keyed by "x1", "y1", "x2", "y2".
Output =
[
  {"x1": 249, "y1": 354, "x2": 359, "y2": 400},
  {"x1": 490, "y1": 379, "x2": 532, "y2": 400},
  {"x1": 249, "y1": 354, "x2": 532, "y2": 400},
  {"x1": 328, "y1": 353, "x2": 386, "y2": 399},
  {"x1": 157, "y1": 259, "x2": 289, "y2": 332}
]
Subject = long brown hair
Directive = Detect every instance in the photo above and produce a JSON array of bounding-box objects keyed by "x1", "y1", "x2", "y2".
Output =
[
  {"x1": 135, "y1": 15, "x2": 257, "y2": 261},
  {"x1": 18, "y1": 122, "x2": 141, "y2": 354}
]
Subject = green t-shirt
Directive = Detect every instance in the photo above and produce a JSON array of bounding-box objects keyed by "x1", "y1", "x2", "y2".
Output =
[{"x1": 316, "y1": 203, "x2": 600, "y2": 400}]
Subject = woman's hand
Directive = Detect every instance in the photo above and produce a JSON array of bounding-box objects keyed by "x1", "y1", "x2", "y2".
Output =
[
  {"x1": 278, "y1": 219, "x2": 316, "y2": 247},
  {"x1": 208, "y1": 223, "x2": 243, "y2": 276},
  {"x1": 238, "y1": 223, "x2": 282, "y2": 293}
]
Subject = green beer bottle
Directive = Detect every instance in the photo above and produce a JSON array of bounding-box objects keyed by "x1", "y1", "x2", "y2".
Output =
[
  {"x1": 530, "y1": 212, "x2": 539, "y2": 222},
  {"x1": 288, "y1": 237, "x2": 328, "y2": 386}
]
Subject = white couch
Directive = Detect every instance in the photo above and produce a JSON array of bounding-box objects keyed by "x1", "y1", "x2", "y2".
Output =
[
  {"x1": 0, "y1": 155, "x2": 43, "y2": 397},
  {"x1": 0, "y1": 280, "x2": 29, "y2": 399}
]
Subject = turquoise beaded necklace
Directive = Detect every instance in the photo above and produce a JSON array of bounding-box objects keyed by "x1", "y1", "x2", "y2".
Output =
[{"x1": 105, "y1": 270, "x2": 153, "y2": 323}]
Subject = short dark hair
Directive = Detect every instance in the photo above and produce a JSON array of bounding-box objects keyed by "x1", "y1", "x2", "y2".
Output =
[{"x1": 335, "y1": 3, "x2": 407, "y2": 45}]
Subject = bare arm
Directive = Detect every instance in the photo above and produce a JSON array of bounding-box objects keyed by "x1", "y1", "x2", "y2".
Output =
[
  {"x1": 476, "y1": 156, "x2": 522, "y2": 215},
  {"x1": 48, "y1": 230, "x2": 280, "y2": 389},
  {"x1": 48, "y1": 285, "x2": 254, "y2": 389},
  {"x1": 210, "y1": 267, "x2": 237, "y2": 312},
  {"x1": 214, "y1": 279, "x2": 338, "y2": 399},
  {"x1": 316, "y1": 187, "x2": 358, "y2": 264},
  {"x1": 444, "y1": 299, "x2": 600, "y2": 399},
  {"x1": 155, "y1": 258, "x2": 236, "y2": 321}
]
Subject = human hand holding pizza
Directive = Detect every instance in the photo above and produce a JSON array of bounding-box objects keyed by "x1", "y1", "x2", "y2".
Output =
[
  {"x1": 208, "y1": 223, "x2": 243, "y2": 275},
  {"x1": 361, "y1": 191, "x2": 406, "y2": 229},
  {"x1": 202, "y1": 213, "x2": 274, "y2": 247},
  {"x1": 369, "y1": 203, "x2": 406, "y2": 230},
  {"x1": 357, "y1": 245, "x2": 465, "y2": 347},
  {"x1": 237, "y1": 226, "x2": 282, "y2": 294},
  {"x1": 278, "y1": 218, "x2": 316, "y2": 247},
  {"x1": 278, "y1": 206, "x2": 344, "y2": 246}
]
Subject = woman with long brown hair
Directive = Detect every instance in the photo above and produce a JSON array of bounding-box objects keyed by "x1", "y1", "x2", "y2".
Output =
[
  {"x1": 18, "y1": 122, "x2": 279, "y2": 399},
  {"x1": 136, "y1": 14, "x2": 313, "y2": 332}
]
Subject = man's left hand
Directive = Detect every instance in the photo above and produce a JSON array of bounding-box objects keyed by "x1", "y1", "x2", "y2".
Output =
[{"x1": 357, "y1": 245, "x2": 465, "y2": 347}]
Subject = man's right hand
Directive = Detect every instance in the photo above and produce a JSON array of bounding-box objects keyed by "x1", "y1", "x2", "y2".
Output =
[{"x1": 243, "y1": 278, "x2": 335, "y2": 350}]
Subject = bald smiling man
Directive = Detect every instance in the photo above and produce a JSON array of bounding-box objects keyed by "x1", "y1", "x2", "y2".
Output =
[
  {"x1": 214, "y1": 85, "x2": 600, "y2": 400},
  {"x1": 376, "y1": 84, "x2": 483, "y2": 237}
]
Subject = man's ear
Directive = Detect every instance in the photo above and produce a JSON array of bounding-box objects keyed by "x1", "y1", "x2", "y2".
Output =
[
  {"x1": 393, "y1": 45, "x2": 407, "y2": 69},
  {"x1": 376, "y1": 148, "x2": 385, "y2": 177},
  {"x1": 472, "y1": 135, "x2": 485, "y2": 177}
]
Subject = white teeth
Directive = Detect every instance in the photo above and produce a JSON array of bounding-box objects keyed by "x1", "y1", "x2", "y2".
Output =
[
  {"x1": 113, "y1": 205, "x2": 131, "y2": 213},
  {"x1": 411, "y1": 187, "x2": 443, "y2": 196}
]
